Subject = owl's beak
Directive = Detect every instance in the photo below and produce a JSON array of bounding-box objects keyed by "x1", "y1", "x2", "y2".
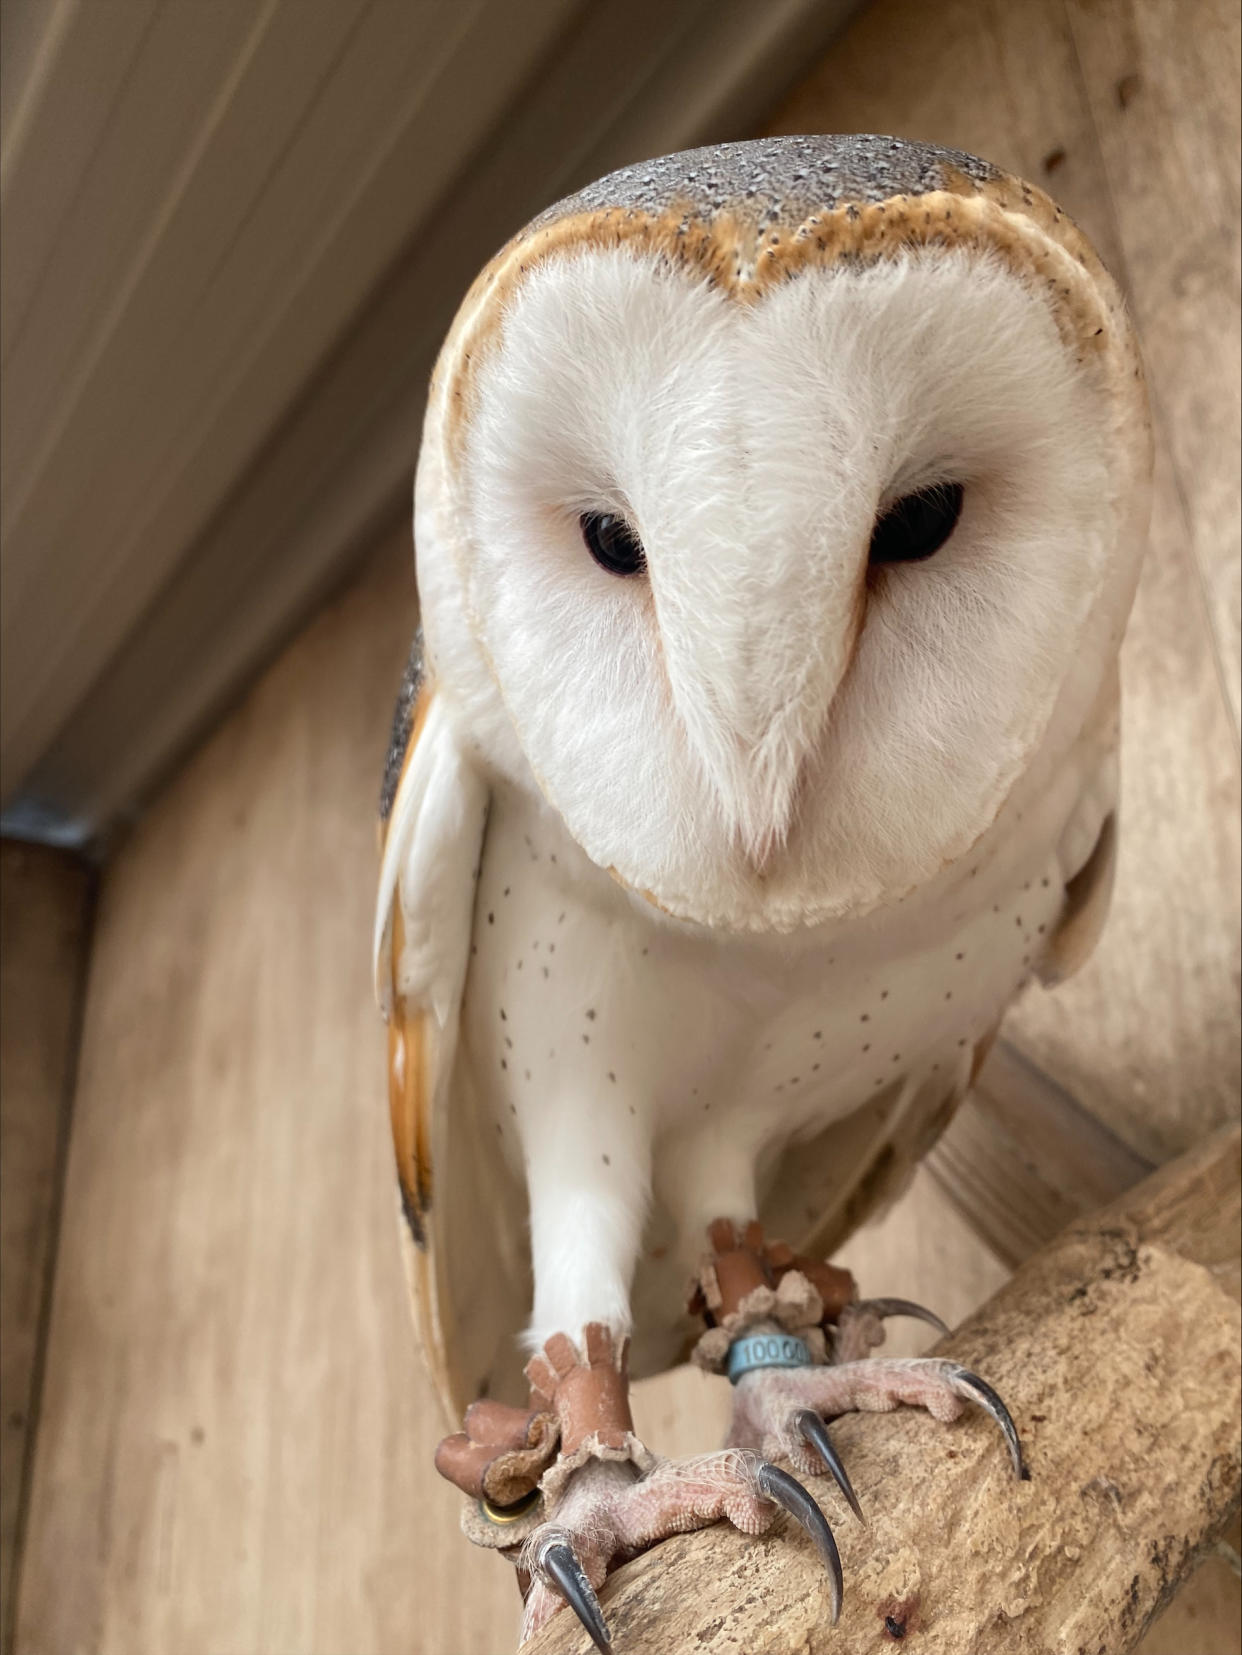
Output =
[
  {"x1": 728, "y1": 725, "x2": 819, "y2": 876},
  {"x1": 742, "y1": 755, "x2": 812, "y2": 876},
  {"x1": 654, "y1": 549, "x2": 867, "y2": 875}
]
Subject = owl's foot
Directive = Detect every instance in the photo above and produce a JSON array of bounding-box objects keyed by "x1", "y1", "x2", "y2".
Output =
[
  {"x1": 519, "y1": 1446, "x2": 843, "y2": 1649},
  {"x1": 727, "y1": 1353, "x2": 1027, "y2": 1489},
  {"x1": 435, "y1": 1321, "x2": 843, "y2": 1649},
  {"x1": 691, "y1": 1218, "x2": 1026, "y2": 1508}
]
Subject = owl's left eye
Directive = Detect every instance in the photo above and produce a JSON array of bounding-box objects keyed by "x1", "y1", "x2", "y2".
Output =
[
  {"x1": 580, "y1": 512, "x2": 646, "y2": 577},
  {"x1": 869, "y1": 481, "x2": 964, "y2": 565}
]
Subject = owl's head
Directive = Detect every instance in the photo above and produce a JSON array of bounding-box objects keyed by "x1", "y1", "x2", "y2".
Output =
[{"x1": 415, "y1": 136, "x2": 1150, "y2": 932}]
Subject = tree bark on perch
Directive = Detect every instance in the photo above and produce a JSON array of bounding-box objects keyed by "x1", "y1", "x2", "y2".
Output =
[{"x1": 529, "y1": 1126, "x2": 1242, "y2": 1655}]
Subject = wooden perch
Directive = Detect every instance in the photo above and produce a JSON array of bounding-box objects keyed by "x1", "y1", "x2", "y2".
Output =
[{"x1": 530, "y1": 1126, "x2": 1242, "y2": 1655}]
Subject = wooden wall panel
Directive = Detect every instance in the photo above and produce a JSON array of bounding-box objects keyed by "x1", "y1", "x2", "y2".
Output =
[
  {"x1": 0, "y1": 844, "x2": 94, "y2": 1655},
  {"x1": 1066, "y1": 0, "x2": 1240, "y2": 730},
  {"x1": 12, "y1": 533, "x2": 527, "y2": 1655}
]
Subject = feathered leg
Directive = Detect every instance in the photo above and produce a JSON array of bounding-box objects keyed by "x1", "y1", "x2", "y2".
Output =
[{"x1": 435, "y1": 1109, "x2": 843, "y2": 1648}]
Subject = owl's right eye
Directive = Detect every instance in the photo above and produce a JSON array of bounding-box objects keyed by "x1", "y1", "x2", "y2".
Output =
[
  {"x1": 580, "y1": 512, "x2": 646, "y2": 577},
  {"x1": 869, "y1": 481, "x2": 964, "y2": 565}
]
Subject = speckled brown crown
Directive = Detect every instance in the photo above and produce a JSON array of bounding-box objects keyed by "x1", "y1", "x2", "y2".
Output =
[{"x1": 528, "y1": 133, "x2": 1004, "y2": 240}]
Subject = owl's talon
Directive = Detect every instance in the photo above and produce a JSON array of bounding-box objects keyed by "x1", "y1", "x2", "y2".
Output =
[
  {"x1": 755, "y1": 1461, "x2": 843, "y2": 1623},
  {"x1": 855, "y1": 1296, "x2": 952, "y2": 1338},
  {"x1": 946, "y1": 1365, "x2": 1027, "y2": 1480},
  {"x1": 532, "y1": 1531, "x2": 611, "y2": 1652},
  {"x1": 792, "y1": 1408, "x2": 864, "y2": 1521}
]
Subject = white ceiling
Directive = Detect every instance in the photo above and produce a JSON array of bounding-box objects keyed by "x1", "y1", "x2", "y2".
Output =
[{"x1": 0, "y1": 0, "x2": 859, "y2": 845}]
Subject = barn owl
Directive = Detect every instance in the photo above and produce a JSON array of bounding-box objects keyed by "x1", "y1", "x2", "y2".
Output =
[{"x1": 374, "y1": 134, "x2": 1149, "y2": 1648}]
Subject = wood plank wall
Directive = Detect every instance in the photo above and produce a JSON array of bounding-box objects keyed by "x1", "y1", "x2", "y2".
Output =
[
  {"x1": 0, "y1": 845, "x2": 94, "y2": 1655},
  {"x1": 8, "y1": 0, "x2": 1238, "y2": 1651}
]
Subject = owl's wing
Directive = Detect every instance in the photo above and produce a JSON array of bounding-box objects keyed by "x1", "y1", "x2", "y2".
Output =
[{"x1": 375, "y1": 642, "x2": 520, "y2": 1427}]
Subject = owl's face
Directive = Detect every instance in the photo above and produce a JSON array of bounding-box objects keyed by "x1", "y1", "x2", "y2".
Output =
[{"x1": 415, "y1": 144, "x2": 1148, "y2": 932}]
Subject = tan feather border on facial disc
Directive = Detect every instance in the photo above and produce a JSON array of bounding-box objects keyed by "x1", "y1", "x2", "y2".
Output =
[{"x1": 433, "y1": 160, "x2": 1144, "y2": 473}]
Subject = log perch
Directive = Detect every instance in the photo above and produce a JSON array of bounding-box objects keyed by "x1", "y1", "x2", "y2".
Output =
[{"x1": 530, "y1": 1126, "x2": 1241, "y2": 1655}]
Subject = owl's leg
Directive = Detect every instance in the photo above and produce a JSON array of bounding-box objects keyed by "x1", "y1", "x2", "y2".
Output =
[
  {"x1": 509, "y1": 1206, "x2": 843, "y2": 1647},
  {"x1": 728, "y1": 1353, "x2": 1026, "y2": 1484},
  {"x1": 435, "y1": 1122, "x2": 844, "y2": 1649},
  {"x1": 439, "y1": 1311, "x2": 842, "y2": 1650},
  {"x1": 434, "y1": 1095, "x2": 653, "y2": 1644},
  {"x1": 511, "y1": 1321, "x2": 843, "y2": 1650},
  {"x1": 450, "y1": 1132, "x2": 840, "y2": 1646},
  {"x1": 692, "y1": 1221, "x2": 1025, "y2": 1500}
]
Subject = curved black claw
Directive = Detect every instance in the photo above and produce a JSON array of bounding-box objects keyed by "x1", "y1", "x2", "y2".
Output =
[
  {"x1": 793, "y1": 1409, "x2": 864, "y2": 1522},
  {"x1": 755, "y1": 1460, "x2": 843, "y2": 1624},
  {"x1": 949, "y1": 1365, "x2": 1028, "y2": 1481},
  {"x1": 536, "y1": 1535, "x2": 610, "y2": 1652},
  {"x1": 856, "y1": 1297, "x2": 952, "y2": 1338}
]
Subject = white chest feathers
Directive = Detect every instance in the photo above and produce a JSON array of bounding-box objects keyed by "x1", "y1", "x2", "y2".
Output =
[{"x1": 461, "y1": 759, "x2": 1091, "y2": 1267}]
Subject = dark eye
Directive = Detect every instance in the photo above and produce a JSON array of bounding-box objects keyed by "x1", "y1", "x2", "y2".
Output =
[
  {"x1": 869, "y1": 481, "x2": 964, "y2": 565},
  {"x1": 580, "y1": 511, "x2": 646, "y2": 577}
]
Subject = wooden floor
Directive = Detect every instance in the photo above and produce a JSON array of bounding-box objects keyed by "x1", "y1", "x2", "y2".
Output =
[{"x1": 4, "y1": 0, "x2": 1238, "y2": 1651}]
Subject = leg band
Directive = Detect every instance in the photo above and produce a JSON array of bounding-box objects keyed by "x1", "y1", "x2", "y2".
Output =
[
  {"x1": 688, "y1": 1217, "x2": 859, "y2": 1374},
  {"x1": 726, "y1": 1332, "x2": 814, "y2": 1383}
]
